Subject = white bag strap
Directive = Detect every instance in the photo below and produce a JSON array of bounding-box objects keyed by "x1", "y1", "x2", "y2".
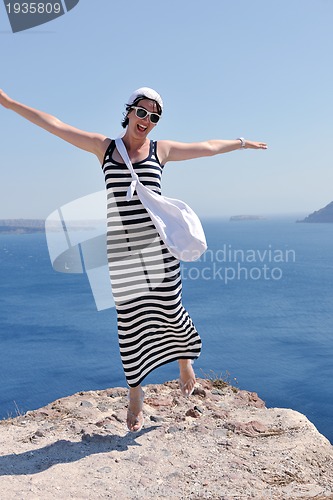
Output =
[{"x1": 115, "y1": 138, "x2": 139, "y2": 201}]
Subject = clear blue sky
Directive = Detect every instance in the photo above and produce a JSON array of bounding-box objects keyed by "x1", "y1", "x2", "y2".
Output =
[{"x1": 1, "y1": 0, "x2": 332, "y2": 219}]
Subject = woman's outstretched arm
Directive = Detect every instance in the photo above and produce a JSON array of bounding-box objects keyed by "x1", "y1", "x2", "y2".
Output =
[
  {"x1": 0, "y1": 89, "x2": 110, "y2": 163},
  {"x1": 158, "y1": 138, "x2": 267, "y2": 164}
]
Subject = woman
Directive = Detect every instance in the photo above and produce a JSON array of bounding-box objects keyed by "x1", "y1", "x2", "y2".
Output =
[{"x1": 0, "y1": 87, "x2": 267, "y2": 432}]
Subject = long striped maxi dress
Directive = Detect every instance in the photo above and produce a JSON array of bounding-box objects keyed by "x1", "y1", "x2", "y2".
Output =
[{"x1": 102, "y1": 139, "x2": 202, "y2": 387}]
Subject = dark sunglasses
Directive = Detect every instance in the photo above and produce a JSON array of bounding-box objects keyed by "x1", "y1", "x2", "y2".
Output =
[{"x1": 131, "y1": 106, "x2": 161, "y2": 124}]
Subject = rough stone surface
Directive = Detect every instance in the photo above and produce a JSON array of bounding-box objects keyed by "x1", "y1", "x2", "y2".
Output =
[{"x1": 0, "y1": 379, "x2": 332, "y2": 499}]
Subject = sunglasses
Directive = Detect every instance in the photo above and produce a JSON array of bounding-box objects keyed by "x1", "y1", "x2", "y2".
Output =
[{"x1": 131, "y1": 106, "x2": 161, "y2": 124}]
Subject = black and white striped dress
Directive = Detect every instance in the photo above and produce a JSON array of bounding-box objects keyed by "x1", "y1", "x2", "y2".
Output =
[{"x1": 102, "y1": 139, "x2": 202, "y2": 387}]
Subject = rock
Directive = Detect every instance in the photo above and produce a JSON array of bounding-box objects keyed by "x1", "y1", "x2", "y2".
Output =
[
  {"x1": 0, "y1": 379, "x2": 332, "y2": 499},
  {"x1": 97, "y1": 467, "x2": 112, "y2": 474},
  {"x1": 150, "y1": 415, "x2": 165, "y2": 423},
  {"x1": 145, "y1": 397, "x2": 173, "y2": 407},
  {"x1": 105, "y1": 388, "x2": 127, "y2": 398},
  {"x1": 96, "y1": 404, "x2": 110, "y2": 412},
  {"x1": 234, "y1": 390, "x2": 266, "y2": 408},
  {"x1": 111, "y1": 410, "x2": 126, "y2": 423},
  {"x1": 211, "y1": 388, "x2": 224, "y2": 395},
  {"x1": 198, "y1": 379, "x2": 213, "y2": 390},
  {"x1": 225, "y1": 420, "x2": 271, "y2": 437},
  {"x1": 95, "y1": 417, "x2": 112, "y2": 428},
  {"x1": 185, "y1": 408, "x2": 201, "y2": 418},
  {"x1": 80, "y1": 400, "x2": 94, "y2": 408},
  {"x1": 166, "y1": 425, "x2": 184, "y2": 433},
  {"x1": 193, "y1": 405, "x2": 204, "y2": 414},
  {"x1": 213, "y1": 428, "x2": 229, "y2": 438},
  {"x1": 193, "y1": 387, "x2": 206, "y2": 398},
  {"x1": 212, "y1": 410, "x2": 229, "y2": 420}
]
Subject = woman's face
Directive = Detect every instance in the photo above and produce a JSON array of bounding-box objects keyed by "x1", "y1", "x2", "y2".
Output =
[{"x1": 127, "y1": 98, "x2": 160, "y2": 138}]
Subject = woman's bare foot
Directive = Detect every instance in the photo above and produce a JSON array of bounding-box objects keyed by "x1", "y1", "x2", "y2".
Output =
[
  {"x1": 127, "y1": 386, "x2": 144, "y2": 432},
  {"x1": 178, "y1": 359, "x2": 196, "y2": 397}
]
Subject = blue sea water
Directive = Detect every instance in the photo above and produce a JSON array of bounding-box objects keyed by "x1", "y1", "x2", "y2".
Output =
[{"x1": 0, "y1": 218, "x2": 332, "y2": 443}]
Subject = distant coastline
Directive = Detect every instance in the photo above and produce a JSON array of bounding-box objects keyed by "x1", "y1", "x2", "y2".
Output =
[
  {"x1": 230, "y1": 215, "x2": 266, "y2": 222},
  {"x1": 297, "y1": 201, "x2": 333, "y2": 223},
  {"x1": 0, "y1": 219, "x2": 105, "y2": 234},
  {"x1": 2, "y1": 205, "x2": 332, "y2": 234},
  {"x1": 0, "y1": 219, "x2": 45, "y2": 234}
]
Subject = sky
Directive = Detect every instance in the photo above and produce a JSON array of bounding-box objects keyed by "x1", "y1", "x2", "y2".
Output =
[{"x1": 1, "y1": 0, "x2": 332, "y2": 219}]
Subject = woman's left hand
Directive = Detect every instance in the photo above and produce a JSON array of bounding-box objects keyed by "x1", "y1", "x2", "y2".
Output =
[{"x1": 244, "y1": 140, "x2": 268, "y2": 149}]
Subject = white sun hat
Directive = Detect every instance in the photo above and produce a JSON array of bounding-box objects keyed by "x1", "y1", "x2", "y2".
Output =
[{"x1": 127, "y1": 87, "x2": 163, "y2": 110}]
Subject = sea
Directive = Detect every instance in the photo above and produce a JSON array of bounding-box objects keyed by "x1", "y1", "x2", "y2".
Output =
[{"x1": 0, "y1": 217, "x2": 332, "y2": 444}]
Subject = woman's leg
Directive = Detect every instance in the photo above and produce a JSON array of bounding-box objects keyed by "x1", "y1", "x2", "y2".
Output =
[
  {"x1": 127, "y1": 384, "x2": 144, "y2": 432},
  {"x1": 178, "y1": 359, "x2": 196, "y2": 396}
]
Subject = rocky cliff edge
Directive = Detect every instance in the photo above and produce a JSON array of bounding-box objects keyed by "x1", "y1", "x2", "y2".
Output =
[{"x1": 0, "y1": 379, "x2": 332, "y2": 499}]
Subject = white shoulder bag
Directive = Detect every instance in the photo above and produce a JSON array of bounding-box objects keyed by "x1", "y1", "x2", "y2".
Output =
[{"x1": 115, "y1": 138, "x2": 207, "y2": 262}]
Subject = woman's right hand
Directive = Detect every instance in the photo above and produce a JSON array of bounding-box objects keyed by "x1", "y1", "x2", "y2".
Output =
[{"x1": 0, "y1": 89, "x2": 13, "y2": 109}]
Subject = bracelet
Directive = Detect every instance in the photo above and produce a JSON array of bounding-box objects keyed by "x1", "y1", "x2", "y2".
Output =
[{"x1": 237, "y1": 137, "x2": 246, "y2": 148}]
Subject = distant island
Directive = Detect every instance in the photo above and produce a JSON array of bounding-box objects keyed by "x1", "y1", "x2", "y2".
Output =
[
  {"x1": 297, "y1": 201, "x2": 333, "y2": 223},
  {"x1": 0, "y1": 219, "x2": 45, "y2": 234},
  {"x1": 230, "y1": 215, "x2": 266, "y2": 222}
]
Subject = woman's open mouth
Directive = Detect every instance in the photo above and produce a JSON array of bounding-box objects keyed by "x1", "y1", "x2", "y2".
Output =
[{"x1": 137, "y1": 123, "x2": 147, "y2": 133}]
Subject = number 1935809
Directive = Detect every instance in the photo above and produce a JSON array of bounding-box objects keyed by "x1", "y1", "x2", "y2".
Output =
[{"x1": 6, "y1": 2, "x2": 62, "y2": 14}]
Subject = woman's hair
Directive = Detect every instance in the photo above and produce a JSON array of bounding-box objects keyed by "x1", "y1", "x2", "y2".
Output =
[{"x1": 121, "y1": 95, "x2": 163, "y2": 128}]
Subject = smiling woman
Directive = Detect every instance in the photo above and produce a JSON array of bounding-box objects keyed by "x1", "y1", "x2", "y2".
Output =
[
  {"x1": 0, "y1": 85, "x2": 267, "y2": 433},
  {"x1": 125, "y1": 98, "x2": 160, "y2": 141},
  {"x1": 121, "y1": 87, "x2": 163, "y2": 130}
]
